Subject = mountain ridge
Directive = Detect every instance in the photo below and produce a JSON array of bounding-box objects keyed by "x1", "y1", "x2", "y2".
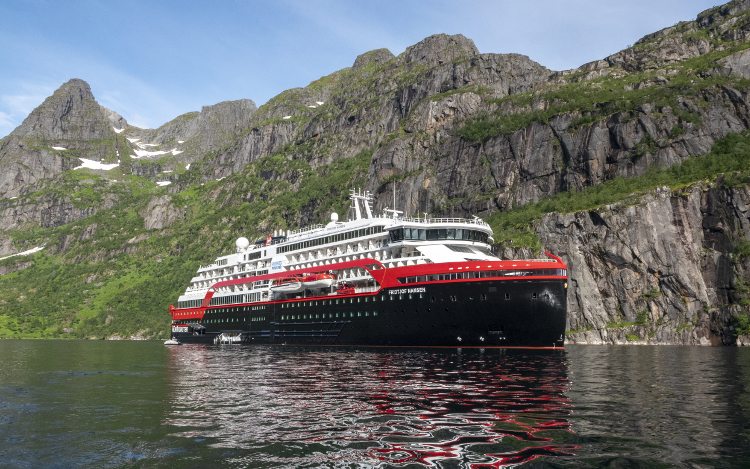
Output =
[{"x1": 0, "y1": 0, "x2": 749, "y2": 344}]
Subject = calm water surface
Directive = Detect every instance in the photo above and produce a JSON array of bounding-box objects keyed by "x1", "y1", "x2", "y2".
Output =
[{"x1": 1, "y1": 341, "x2": 749, "y2": 468}]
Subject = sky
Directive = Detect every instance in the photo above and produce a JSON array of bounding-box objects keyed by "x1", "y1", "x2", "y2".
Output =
[{"x1": 0, "y1": 0, "x2": 721, "y2": 137}]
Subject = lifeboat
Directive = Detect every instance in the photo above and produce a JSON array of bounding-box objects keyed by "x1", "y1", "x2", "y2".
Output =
[
  {"x1": 336, "y1": 281, "x2": 356, "y2": 295},
  {"x1": 301, "y1": 273, "x2": 335, "y2": 290},
  {"x1": 270, "y1": 276, "x2": 303, "y2": 293}
]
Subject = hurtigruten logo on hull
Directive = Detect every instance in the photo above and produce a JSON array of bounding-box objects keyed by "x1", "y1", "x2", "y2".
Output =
[{"x1": 168, "y1": 189, "x2": 568, "y2": 347}]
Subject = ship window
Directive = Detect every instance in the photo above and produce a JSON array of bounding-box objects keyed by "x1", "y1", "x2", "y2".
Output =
[
  {"x1": 365, "y1": 311, "x2": 369, "y2": 317},
  {"x1": 505, "y1": 293, "x2": 510, "y2": 300},
  {"x1": 357, "y1": 312, "x2": 361, "y2": 317},
  {"x1": 450, "y1": 295, "x2": 457, "y2": 302},
  {"x1": 374, "y1": 311, "x2": 378, "y2": 316},
  {"x1": 532, "y1": 292, "x2": 537, "y2": 299}
]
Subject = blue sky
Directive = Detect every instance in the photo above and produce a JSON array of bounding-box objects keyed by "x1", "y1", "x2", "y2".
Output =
[{"x1": 0, "y1": 0, "x2": 720, "y2": 137}]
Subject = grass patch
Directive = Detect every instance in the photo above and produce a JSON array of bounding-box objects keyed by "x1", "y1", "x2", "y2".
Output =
[
  {"x1": 457, "y1": 44, "x2": 750, "y2": 143},
  {"x1": 487, "y1": 130, "x2": 750, "y2": 248},
  {"x1": 737, "y1": 313, "x2": 750, "y2": 336},
  {"x1": 0, "y1": 147, "x2": 376, "y2": 339}
]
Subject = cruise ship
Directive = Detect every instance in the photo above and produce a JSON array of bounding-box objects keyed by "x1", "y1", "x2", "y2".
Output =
[{"x1": 169, "y1": 190, "x2": 568, "y2": 347}]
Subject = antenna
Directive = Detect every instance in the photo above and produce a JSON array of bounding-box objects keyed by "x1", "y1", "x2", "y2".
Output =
[{"x1": 382, "y1": 183, "x2": 403, "y2": 219}]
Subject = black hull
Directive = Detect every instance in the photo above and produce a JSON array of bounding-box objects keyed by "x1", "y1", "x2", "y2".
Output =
[{"x1": 172, "y1": 279, "x2": 567, "y2": 348}]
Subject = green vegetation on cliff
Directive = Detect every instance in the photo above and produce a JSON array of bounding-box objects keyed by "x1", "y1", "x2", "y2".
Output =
[
  {"x1": 0, "y1": 149, "x2": 371, "y2": 339},
  {"x1": 457, "y1": 44, "x2": 750, "y2": 143},
  {"x1": 488, "y1": 131, "x2": 750, "y2": 249}
]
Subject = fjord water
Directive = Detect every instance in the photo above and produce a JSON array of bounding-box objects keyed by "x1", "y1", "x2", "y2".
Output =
[{"x1": 2, "y1": 341, "x2": 749, "y2": 468}]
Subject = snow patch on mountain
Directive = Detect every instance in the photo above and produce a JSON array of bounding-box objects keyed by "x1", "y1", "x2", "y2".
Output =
[
  {"x1": 132, "y1": 149, "x2": 169, "y2": 158},
  {"x1": 0, "y1": 245, "x2": 45, "y2": 261},
  {"x1": 74, "y1": 158, "x2": 120, "y2": 171}
]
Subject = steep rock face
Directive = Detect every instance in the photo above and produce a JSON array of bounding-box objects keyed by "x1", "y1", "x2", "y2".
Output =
[
  {"x1": 401, "y1": 34, "x2": 478, "y2": 66},
  {"x1": 353, "y1": 48, "x2": 395, "y2": 69},
  {"x1": 363, "y1": 7, "x2": 750, "y2": 218},
  {"x1": 538, "y1": 183, "x2": 750, "y2": 345},
  {"x1": 129, "y1": 99, "x2": 257, "y2": 165},
  {"x1": 0, "y1": 79, "x2": 122, "y2": 198},
  {"x1": 580, "y1": 0, "x2": 750, "y2": 75},
  {"x1": 141, "y1": 195, "x2": 184, "y2": 230},
  {"x1": 207, "y1": 34, "x2": 550, "y2": 181},
  {"x1": 0, "y1": 194, "x2": 117, "y2": 232},
  {"x1": 366, "y1": 89, "x2": 750, "y2": 217}
]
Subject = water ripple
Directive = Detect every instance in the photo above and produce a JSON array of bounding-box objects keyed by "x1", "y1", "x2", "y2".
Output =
[{"x1": 164, "y1": 347, "x2": 576, "y2": 467}]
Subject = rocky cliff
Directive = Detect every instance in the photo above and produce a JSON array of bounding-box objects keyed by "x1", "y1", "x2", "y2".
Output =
[
  {"x1": 0, "y1": 79, "x2": 126, "y2": 198},
  {"x1": 0, "y1": 1, "x2": 748, "y2": 342},
  {"x1": 540, "y1": 183, "x2": 750, "y2": 345}
]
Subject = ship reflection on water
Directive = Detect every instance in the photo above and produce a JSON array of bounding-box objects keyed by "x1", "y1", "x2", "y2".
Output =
[{"x1": 164, "y1": 346, "x2": 576, "y2": 467}]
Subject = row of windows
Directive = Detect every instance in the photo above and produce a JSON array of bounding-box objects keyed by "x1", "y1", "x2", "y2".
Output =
[
  {"x1": 281, "y1": 295, "x2": 381, "y2": 308},
  {"x1": 195, "y1": 290, "x2": 550, "y2": 326},
  {"x1": 203, "y1": 316, "x2": 265, "y2": 324},
  {"x1": 177, "y1": 299, "x2": 202, "y2": 308},
  {"x1": 280, "y1": 311, "x2": 378, "y2": 321},
  {"x1": 277, "y1": 227, "x2": 382, "y2": 253},
  {"x1": 397, "y1": 269, "x2": 566, "y2": 284},
  {"x1": 207, "y1": 305, "x2": 266, "y2": 314},
  {"x1": 389, "y1": 228, "x2": 489, "y2": 244},
  {"x1": 242, "y1": 251, "x2": 262, "y2": 261},
  {"x1": 209, "y1": 294, "x2": 245, "y2": 306}
]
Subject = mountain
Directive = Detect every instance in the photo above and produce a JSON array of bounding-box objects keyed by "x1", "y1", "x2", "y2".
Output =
[
  {"x1": 0, "y1": 79, "x2": 127, "y2": 198},
  {"x1": 0, "y1": 1, "x2": 749, "y2": 344}
]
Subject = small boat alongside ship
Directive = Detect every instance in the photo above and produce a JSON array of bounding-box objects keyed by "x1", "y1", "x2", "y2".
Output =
[{"x1": 168, "y1": 190, "x2": 568, "y2": 347}]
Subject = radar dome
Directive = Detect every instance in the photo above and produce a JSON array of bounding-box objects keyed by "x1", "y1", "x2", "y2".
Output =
[
  {"x1": 235, "y1": 237, "x2": 250, "y2": 250},
  {"x1": 330, "y1": 212, "x2": 339, "y2": 222}
]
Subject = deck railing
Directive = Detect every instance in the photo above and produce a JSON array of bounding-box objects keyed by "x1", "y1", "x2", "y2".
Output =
[{"x1": 397, "y1": 216, "x2": 490, "y2": 227}]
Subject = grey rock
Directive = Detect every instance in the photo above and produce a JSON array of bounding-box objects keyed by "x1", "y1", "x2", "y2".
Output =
[
  {"x1": 718, "y1": 48, "x2": 750, "y2": 78},
  {"x1": 141, "y1": 195, "x2": 184, "y2": 230},
  {"x1": 538, "y1": 184, "x2": 750, "y2": 345},
  {"x1": 0, "y1": 79, "x2": 121, "y2": 198},
  {"x1": 353, "y1": 48, "x2": 394, "y2": 69},
  {"x1": 126, "y1": 98, "x2": 257, "y2": 167},
  {"x1": 400, "y1": 34, "x2": 478, "y2": 66}
]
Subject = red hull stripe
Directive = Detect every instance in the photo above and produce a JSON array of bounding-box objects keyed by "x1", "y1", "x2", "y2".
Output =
[{"x1": 170, "y1": 253, "x2": 568, "y2": 321}]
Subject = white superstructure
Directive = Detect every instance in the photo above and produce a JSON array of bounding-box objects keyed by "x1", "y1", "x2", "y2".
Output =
[{"x1": 175, "y1": 190, "x2": 497, "y2": 309}]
